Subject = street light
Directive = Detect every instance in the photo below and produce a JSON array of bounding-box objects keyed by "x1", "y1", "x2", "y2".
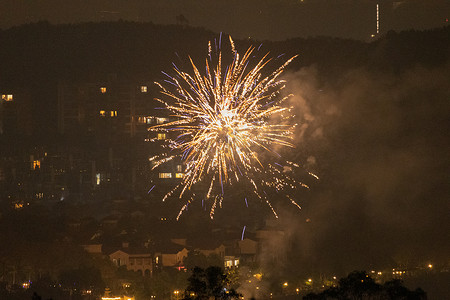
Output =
[{"x1": 173, "y1": 290, "x2": 180, "y2": 300}]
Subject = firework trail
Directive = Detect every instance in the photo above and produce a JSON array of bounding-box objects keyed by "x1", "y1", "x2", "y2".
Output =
[{"x1": 150, "y1": 36, "x2": 316, "y2": 219}]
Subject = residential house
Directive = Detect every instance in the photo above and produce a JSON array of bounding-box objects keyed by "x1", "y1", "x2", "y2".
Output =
[
  {"x1": 238, "y1": 238, "x2": 258, "y2": 264},
  {"x1": 154, "y1": 242, "x2": 189, "y2": 270},
  {"x1": 109, "y1": 247, "x2": 153, "y2": 276}
]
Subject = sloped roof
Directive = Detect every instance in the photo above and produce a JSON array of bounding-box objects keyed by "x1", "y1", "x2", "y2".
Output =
[{"x1": 155, "y1": 241, "x2": 189, "y2": 254}]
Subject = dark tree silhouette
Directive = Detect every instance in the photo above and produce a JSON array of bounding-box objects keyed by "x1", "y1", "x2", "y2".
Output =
[
  {"x1": 31, "y1": 292, "x2": 42, "y2": 300},
  {"x1": 184, "y1": 250, "x2": 223, "y2": 270},
  {"x1": 303, "y1": 271, "x2": 426, "y2": 300},
  {"x1": 184, "y1": 266, "x2": 240, "y2": 300}
]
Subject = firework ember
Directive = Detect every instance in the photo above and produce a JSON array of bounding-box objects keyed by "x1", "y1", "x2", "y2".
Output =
[{"x1": 150, "y1": 36, "x2": 315, "y2": 219}]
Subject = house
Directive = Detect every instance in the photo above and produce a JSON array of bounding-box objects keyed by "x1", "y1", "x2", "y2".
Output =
[
  {"x1": 239, "y1": 238, "x2": 258, "y2": 255},
  {"x1": 154, "y1": 242, "x2": 189, "y2": 269},
  {"x1": 224, "y1": 256, "x2": 240, "y2": 268},
  {"x1": 238, "y1": 238, "x2": 258, "y2": 264},
  {"x1": 190, "y1": 239, "x2": 226, "y2": 258},
  {"x1": 101, "y1": 215, "x2": 120, "y2": 230},
  {"x1": 82, "y1": 243, "x2": 103, "y2": 254},
  {"x1": 109, "y1": 247, "x2": 153, "y2": 276}
]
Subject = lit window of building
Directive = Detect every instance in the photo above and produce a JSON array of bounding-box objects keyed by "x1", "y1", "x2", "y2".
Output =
[
  {"x1": 156, "y1": 117, "x2": 169, "y2": 124},
  {"x1": 157, "y1": 133, "x2": 166, "y2": 140},
  {"x1": 100, "y1": 87, "x2": 107, "y2": 93},
  {"x1": 146, "y1": 117, "x2": 154, "y2": 124},
  {"x1": 1, "y1": 94, "x2": 13, "y2": 101},
  {"x1": 176, "y1": 164, "x2": 183, "y2": 172},
  {"x1": 175, "y1": 173, "x2": 184, "y2": 178},
  {"x1": 159, "y1": 172, "x2": 172, "y2": 179},
  {"x1": 110, "y1": 110, "x2": 117, "y2": 117},
  {"x1": 224, "y1": 257, "x2": 239, "y2": 268},
  {"x1": 100, "y1": 110, "x2": 106, "y2": 117},
  {"x1": 96, "y1": 173, "x2": 101, "y2": 185},
  {"x1": 32, "y1": 160, "x2": 40, "y2": 170},
  {"x1": 141, "y1": 85, "x2": 148, "y2": 93}
]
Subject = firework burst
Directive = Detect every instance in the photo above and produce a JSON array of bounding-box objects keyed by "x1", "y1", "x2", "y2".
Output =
[{"x1": 150, "y1": 36, "x2": 315, "y2": 219}]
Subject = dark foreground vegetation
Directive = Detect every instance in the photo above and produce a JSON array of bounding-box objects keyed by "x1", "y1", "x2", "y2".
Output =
[{"x1": 304, "y1": 271, "x2": 425, "y2": 300}]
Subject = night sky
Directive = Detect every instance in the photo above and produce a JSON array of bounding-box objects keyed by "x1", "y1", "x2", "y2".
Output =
[{"x1": 0, "y1": 0, "x2": 449, "y2": 40}]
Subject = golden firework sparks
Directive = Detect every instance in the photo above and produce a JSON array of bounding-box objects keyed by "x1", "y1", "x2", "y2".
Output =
[{"x1": 150, "y1": 36, "x2": 315, "y2": 219}]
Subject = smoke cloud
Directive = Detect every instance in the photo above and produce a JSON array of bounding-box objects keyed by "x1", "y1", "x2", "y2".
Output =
[{"x1": 260, "y1": 62, "x2": 450, "y2": 276}]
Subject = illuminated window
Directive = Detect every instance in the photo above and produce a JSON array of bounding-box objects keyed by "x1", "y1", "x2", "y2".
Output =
[
  {"x1": 141, "y1": 85, "x2": 148, "y2": 93},
  {"x1": 110, "y1": 110, "x2": 117, "y2": 117},
  {"x1": 99, "y1": 110, "x2": 106, "y2": 117},
  {"x1": 96, "y1": 173, "x2": 101, "y2": 185},
  {"x1": 175, "y1": 173, "x2": 184, "y2": 178},
  {"x1": 156, "y1": 117, "x2": 168, "y2": 124},
  {"x1": 157, "y1": 133, "x2": 166, "y2": 140},
  {"x1": 159, "y1": 172, "x2": 172, "y2": 179},
  {"x1": 100, "y1": 87, "x2": 107, "y2": 93},
  {"x1": 1, "y1": 94, "x2": 13, "y2": 101},
  {"x1": 176, "y1": 165, "x2": 183, "y2": 172},
  {"x1": 146, "y1": 117, "x2": 154, "y2": 124},
  {"x1": 32, "y1": 160, "x2": 40, "y2": 170}
]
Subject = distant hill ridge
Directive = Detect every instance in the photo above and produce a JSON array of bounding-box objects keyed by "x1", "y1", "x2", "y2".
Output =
[{"x1": 0, "y1": 21, "x2": 449, "y2": 89}]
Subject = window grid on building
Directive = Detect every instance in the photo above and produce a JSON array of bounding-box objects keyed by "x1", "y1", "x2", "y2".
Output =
[
  {"x1": 1, "y1": 94, "x2": 13, "y2": 101},
  {"x1": 159, "y1": 173, "x2": 172, "y2": 179}
]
